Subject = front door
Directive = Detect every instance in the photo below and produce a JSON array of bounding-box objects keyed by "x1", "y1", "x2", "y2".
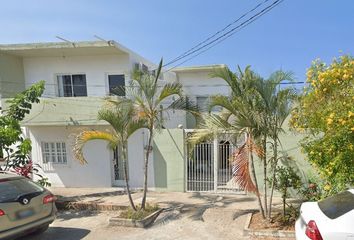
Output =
[{"x1": 112, "y1": 147, "x2": 125, "y2": 186}]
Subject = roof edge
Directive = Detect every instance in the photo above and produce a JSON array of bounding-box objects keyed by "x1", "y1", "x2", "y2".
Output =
[{"x1": 172, "y1": 64, "x2": 228, "y2": 73}]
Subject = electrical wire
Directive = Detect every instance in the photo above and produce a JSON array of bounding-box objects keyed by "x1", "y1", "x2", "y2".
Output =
[
  {"x1": 163, "y1": 0, "x2": 271, "y2": 67},
  {"x1": 164, "y1": 0, "x2": 284, "y2": 70}
]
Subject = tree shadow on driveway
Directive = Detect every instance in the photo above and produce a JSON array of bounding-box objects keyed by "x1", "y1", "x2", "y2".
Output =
[
  {"x1": 157, "y1": 193, "x2": 257, "y2": 223},
  {"x1": 18, "y1": 227, "x2": 90, "y2": 240}
]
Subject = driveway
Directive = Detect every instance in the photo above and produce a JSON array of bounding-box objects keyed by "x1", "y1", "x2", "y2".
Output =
[{"x1": 22, "y1": 193, "x2": 258, "y2": 240}]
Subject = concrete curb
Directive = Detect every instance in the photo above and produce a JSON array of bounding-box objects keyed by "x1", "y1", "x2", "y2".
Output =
[
  {"x1": 243, "y1": 213, "x2": 295, "y2": 238},
  {"x1": 109, "y1": 209, "x2": 163, "y2": 228}
]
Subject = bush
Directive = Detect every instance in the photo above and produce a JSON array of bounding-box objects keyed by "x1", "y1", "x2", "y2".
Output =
[{"x1": 290, "y1": 55, "x2": 354, "y2": 193}]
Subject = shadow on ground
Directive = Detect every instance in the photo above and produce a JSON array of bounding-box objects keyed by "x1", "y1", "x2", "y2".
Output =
[
  {"x1": 57, "y1": 190, "x2": 127, "y2": 201},
  {"x1": 157, "y1": 192, "x2": 257, "y2": 223},
  {"x1": 56, "y1": 210, "x2": 100, "y2": 221},
  {"x1": 18, "y1": 227, "x2": 90, "y2": 240}
]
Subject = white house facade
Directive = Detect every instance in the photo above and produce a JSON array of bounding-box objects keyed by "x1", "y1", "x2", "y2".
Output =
[{"x1": 0, "y1": 40, "x2": 234, "y2": 190}]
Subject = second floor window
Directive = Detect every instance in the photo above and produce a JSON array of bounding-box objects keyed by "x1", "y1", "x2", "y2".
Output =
[
  {"x1": 57, "y1": 74, "x2": 87, "y2": 97},
  {"x1": 108, "y1": 74, "x2": 125, "y2": 96}
]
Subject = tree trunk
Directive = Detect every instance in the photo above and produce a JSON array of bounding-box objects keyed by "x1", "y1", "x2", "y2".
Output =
[
  {"x1": 282, "y1": 195, "x2": 286, "y2": 220},
  {"x1": 249, "y1": 135, "x2": 265, "y2": 218},
  {"x1": 268, "y1": 137, "x2": 277, "y2": 219},
  {"x1": 262, "y1": 136, "x2": 268, "y2": 218},
  {"x1": 141, "y1": 127, "x2": 153, "y2": 210},
  {"x1": 122, "y1": 144, "x2": 137, "y2": 211}
]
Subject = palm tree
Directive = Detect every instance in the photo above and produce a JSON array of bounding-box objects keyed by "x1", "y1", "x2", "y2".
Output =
[
  {"x1": 73, "y1": 102, "x2": 146, "y2": 211},
  {"x1": 190, "y1": 66, "x2": 295, "y2": 219},
  {"x1": 252, "y1": 72, "x2": 295, "y2": 218},
  {"x1": 110, "y1": 59, "x2": 198, "y2": 209},
  {"x1": 189, "y1": 66, "x2": 266, "y2": 218}
]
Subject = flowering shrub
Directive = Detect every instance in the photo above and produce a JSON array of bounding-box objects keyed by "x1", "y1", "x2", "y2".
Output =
[{"x1": 290, "y1": 55, "x2": 354, "y2": 193}]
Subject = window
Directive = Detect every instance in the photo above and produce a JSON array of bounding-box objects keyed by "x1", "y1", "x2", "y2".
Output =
[
  {"x1": 108, "y1": 74, "x2": 125, "y2": 96},
  {"x1": 42, "y1": 142, "x2": 67, "y2": 164},
  {"x1": 197, "y1": 96, "x2": 222, "y2": 112},
  {"x1": 318, "y1": 190, "x2": 354, "y2": 219},
  {"x1": 0, "y1": 178, "x2": 44, "y2": 203},
  {"x1": 57, "y1": 74, "x2": 87, "y2": 97},
  {"x1": 196, "y1": 96, "x2": 210, "y2": 112}
]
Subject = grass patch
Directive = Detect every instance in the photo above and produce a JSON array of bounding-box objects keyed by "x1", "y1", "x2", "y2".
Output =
[{"x1": 119, "y1": 204, "x2": 160, "y2": 220}]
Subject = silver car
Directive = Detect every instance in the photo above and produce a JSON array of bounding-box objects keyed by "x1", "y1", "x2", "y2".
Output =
[
  {"x1": 295, "y1": 189, "x2": 354, "y2": 240},
  {"x1": 0, "y1": 172, "x2": 57, "y2": 239}
]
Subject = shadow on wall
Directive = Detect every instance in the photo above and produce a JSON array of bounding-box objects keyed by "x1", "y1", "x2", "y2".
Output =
[{"x1": 153, "y1": 144, "x2": 167, "y2": 189}]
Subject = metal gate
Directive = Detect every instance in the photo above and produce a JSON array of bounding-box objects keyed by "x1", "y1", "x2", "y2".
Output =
[{"x1": 186, "y1": 134, "x2": 244, "y2": 193}]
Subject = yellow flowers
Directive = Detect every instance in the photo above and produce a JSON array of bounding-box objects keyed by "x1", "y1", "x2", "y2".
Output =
[
  {"x1": 326, "y1": 113, "x2": 335, "y2": 126},
  {"x1": 324, "y1": 185, "x2": 331, "y2": 191},
  {"x1": 349, "y1": 111, "x2": 354, "y2": 118}
]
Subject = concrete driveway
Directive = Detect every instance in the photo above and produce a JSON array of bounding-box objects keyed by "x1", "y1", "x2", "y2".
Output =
[{"x1": 22, "y1": 193, "x2": 258, "y2": 240}]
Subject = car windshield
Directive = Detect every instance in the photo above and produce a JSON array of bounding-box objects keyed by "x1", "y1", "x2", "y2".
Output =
[
  {"x1": 318, "y1": 190, "x2": 354, "y2": 219},
  {"x1": 0, "y1": 177, "x2": 44, "y2": 202}
]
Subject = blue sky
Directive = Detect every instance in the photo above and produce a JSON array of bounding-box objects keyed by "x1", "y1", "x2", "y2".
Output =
[{"x1": 1, "y1": 0, "x2": 353, "y2": 82}]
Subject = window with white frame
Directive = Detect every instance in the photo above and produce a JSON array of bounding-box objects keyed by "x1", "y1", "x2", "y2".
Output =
[
  {"x1": 42, "y1": 142, "x2": 67, "y2": 164},
  {"x1": 57, "y1": 74, "x2": 87, "y2": 97}
]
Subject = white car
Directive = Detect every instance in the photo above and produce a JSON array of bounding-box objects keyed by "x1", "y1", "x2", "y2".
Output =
[{"x1": 295, "y1": 189, "x2": 354, "y2": 240}]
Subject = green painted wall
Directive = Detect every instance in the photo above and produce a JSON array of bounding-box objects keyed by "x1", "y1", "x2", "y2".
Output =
[
  {"x1": 252, "y1": 117, "x2": 313, "y2": 197},
  {"x1": 0, "y1": 53, "x2": 25, "y2": 98},
  {"x1": 153, "y1": 129, "x2": 185, "y2": 192}
]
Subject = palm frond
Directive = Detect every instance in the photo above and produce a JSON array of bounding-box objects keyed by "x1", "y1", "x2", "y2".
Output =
[
  {"x1": 231, "y1": 143, "x2": 257, "y2": 193},
  {"x1": 231, "y1": 135, "x2": 264, "y2": 193},
  {"x1": 73, "y1": 130, "x2": 118, "y2": 164},
  {"x1": 157, "y1": 82, "x2": 183, "y2": 105}
]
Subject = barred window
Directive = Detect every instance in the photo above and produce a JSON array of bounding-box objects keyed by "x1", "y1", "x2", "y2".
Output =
[{"x1": 42, "y1": 142, "x2": 67, "y2": 164}]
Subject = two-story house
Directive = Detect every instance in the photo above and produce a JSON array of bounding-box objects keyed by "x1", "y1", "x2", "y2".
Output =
[{"x1": 0, "y1": 40, "x2": 233, "y2": 191}]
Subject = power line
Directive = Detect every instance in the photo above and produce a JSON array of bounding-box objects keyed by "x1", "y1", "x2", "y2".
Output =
[
  {"x1": 163, "y1": 0, "x2": 271, "y2": 67},
  {"x1": 164, "y1": 0, "x2": 284, "y2": 70}
]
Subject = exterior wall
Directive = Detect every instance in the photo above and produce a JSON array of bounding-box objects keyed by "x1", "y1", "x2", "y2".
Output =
[
  {"x1": 127, "y1": 129, "x2": 155, "y2": 189},
  {"x1": 252, "y1": 117, "x2": 313, "y2": 197},
  {"x1": 23, "y1": 54, "x2": 131, "y2": 97},
  {"x1": 176, "y1": 71, "x2": 230, "y2": 128},
  {"x1": 29, "y1": 126, "x2": 112, "y2": 187},
  {"x1": 28, "y1": 125, "x2": 154, "y2": 188},
  {"x1": 153, "y1": 129, "x2": 185, "y2": 192},
  {"x1": 177, "y1": 71, "x2": 230, "y2": 97},
  {"x1": 0, "y1": 53, "x2": 25, "y2": 98}
]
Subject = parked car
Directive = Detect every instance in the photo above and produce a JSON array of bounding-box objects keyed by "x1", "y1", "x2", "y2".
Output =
[
  {"x1": 295, "y1": 189, "x2": 354, "y2": 240},
  {"x1": 0, "y1": 172, "x2": 57, "y2": 239}
]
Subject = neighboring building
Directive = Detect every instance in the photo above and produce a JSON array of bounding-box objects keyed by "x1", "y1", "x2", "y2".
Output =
[{"x1": 0, "y1": 40, "x2": 233, "y2": 190}]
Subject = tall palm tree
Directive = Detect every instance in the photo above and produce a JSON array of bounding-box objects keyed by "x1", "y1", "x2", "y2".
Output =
[
  {"x1": 190, "y1": 66, "x2": 295, "y2": 219},
  {"x1": 189, "y1": 66, "x2": 266, "y2": 218},
  {"x1": 73, "y1": 102, "x2": 146, "y2": 211},
  {"x1": 111, "y1": 59, "x2": 198, "y2": 209},
  {"x1": 252, "y1": 72, "x2": 295, "y2": 218}
]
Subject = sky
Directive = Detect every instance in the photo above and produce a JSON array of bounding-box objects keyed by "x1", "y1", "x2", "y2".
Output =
[{"x1": 1, "y1": 0, "x2": 354, "y2": 83}]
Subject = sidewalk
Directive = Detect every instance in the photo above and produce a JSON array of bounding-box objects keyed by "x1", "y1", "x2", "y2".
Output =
[{"x1": 50, "y1": 187, "x2": 259, "y2": 210}]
